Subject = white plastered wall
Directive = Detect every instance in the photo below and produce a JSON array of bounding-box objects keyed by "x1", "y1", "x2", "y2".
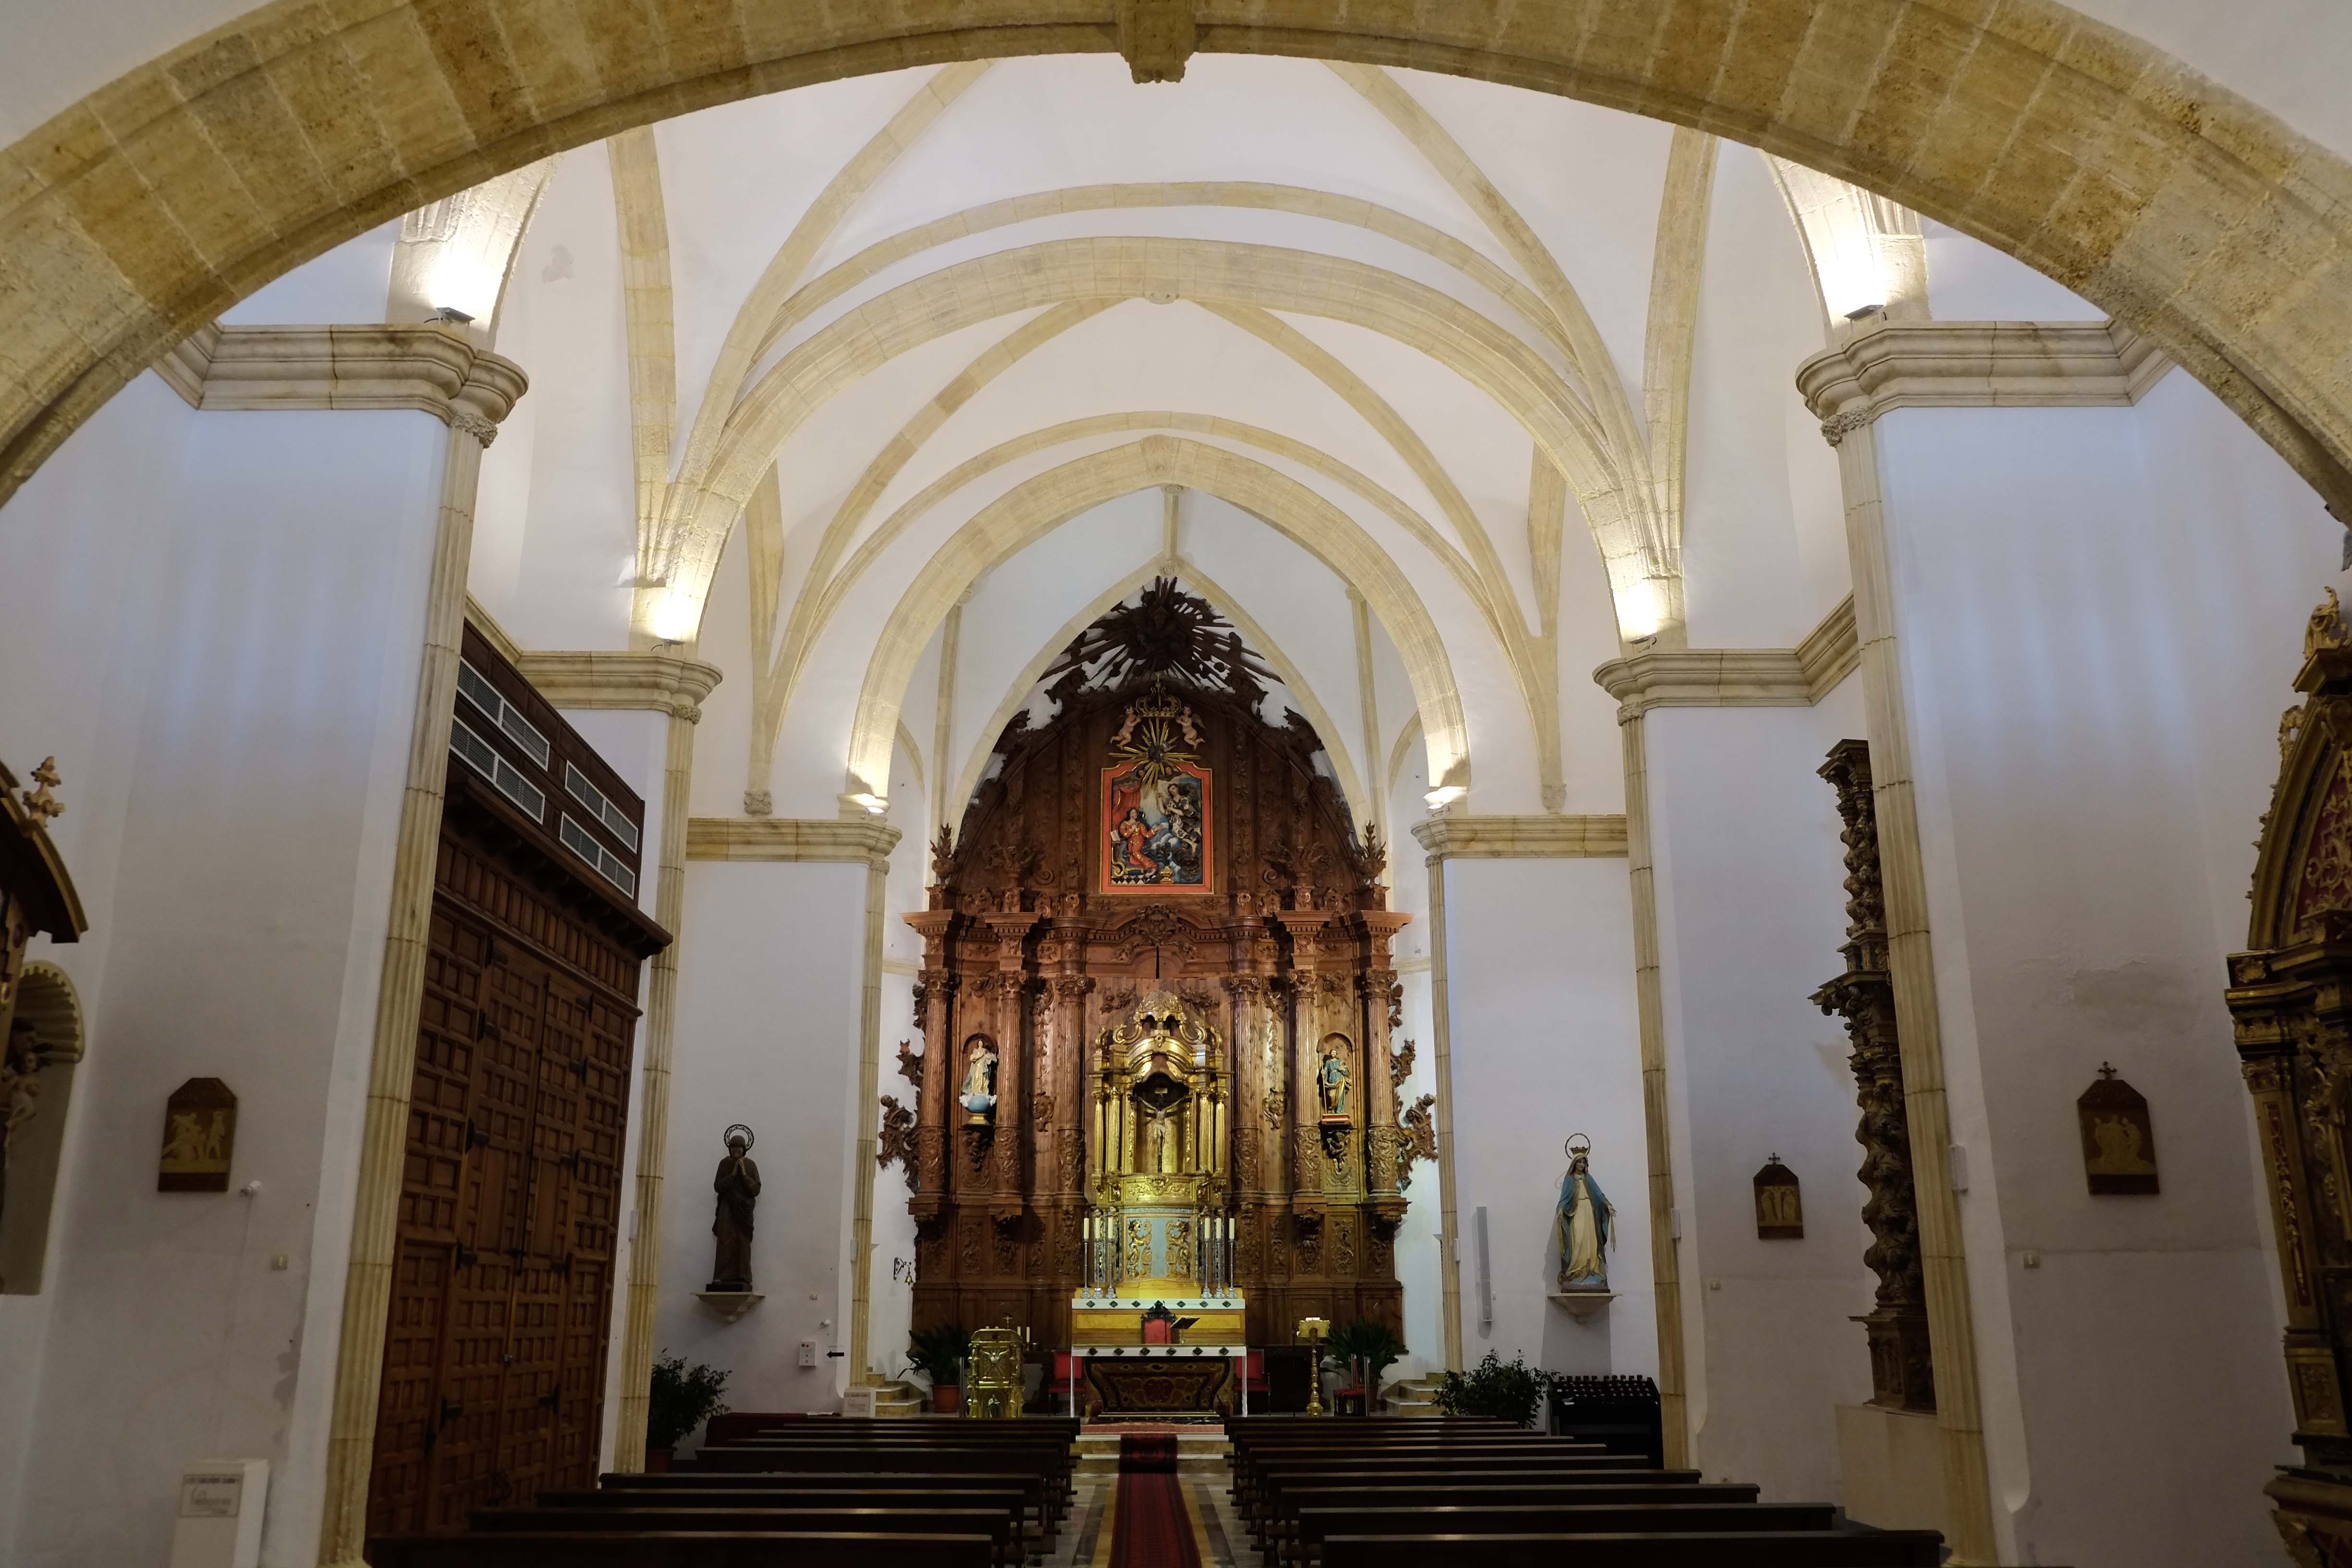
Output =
[
  {"x1": 1645, "y1": 684, "x2": 1877, "y2": 1501},
  {"x1": 1872, "y1": 371, "x2": 2330, "y2": 1567},
  {"x1": 1437, "y1": 856, "x2": 1652, "y2": 1381},
  {"x1": 0, "y1": 371, "x2": 452, "y2": 1567}
]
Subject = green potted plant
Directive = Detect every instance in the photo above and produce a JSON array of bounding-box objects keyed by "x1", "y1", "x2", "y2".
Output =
[
  {"x1": 645, "y1": 1352, "x2": 730, "y2": 1470},
  {"x1": 1324, "y1": 1318, "x2": 1406, "y2": 1413},
  {"x1": 1434, "y1": 1350, "x2": 1550, "y2": 1428},
  {"x1": 907, "y1": 1323, "x2": 972, "y2": 1414}
]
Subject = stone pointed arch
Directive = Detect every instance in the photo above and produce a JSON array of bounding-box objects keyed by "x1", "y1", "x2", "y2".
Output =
[
  {"x1": 664, "y1": 236, "x2": 1639, "y2": 637},
  {"x1": 5, "y1": 0, "x2": 2352, "y2": 540},
  {"x1": 944, "y1": 553, "x2": 1372, "y2": 832},
  {"x1": 842, "y1": 437, "x2": 1470, "y2": 808}
]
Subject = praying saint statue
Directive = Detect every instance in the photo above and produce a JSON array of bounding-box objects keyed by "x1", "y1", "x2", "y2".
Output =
[
  {"x1": 1318, "y1": 1049, "x2": 1350, "y2": 1119},
  {"x1": 1554, "y1": 1136, "x2": 1616, "y2": 1292},
  {"x1": 959, "y1": 1037, "x2": 998, "y2": 1125},
  {"x1": 709, "y1": 1127, "x2": 761, "y2": 1291}
]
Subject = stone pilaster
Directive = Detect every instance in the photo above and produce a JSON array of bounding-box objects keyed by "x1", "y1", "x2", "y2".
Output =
[{"x1": 317, "y1": 347, "x2": 524, "y2": 1568}]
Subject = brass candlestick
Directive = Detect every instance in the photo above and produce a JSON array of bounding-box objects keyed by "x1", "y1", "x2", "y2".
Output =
[{"x1": 1297, "y1": 1316, "x2": 1330, "y2": 1417}]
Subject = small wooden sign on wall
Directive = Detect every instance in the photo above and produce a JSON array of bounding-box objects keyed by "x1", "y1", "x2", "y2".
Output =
[
  {"x1": 158, "y1": 1078, "x2": 236, "y2": 1192},
  {"x1": 2078, "y1": 1063, "x2": 2158, "y2": 1195},
  {"x1": 1753, "y1": 1156, "x2": 1804, "y2": 1239}
]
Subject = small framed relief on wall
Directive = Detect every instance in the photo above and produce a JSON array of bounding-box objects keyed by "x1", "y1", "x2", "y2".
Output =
[
  {"x1": 158, "y1": 1078, "x2": 237, "y2": 1192},
  {"x1": 2077, "y1": 1063, "x2": 2158, "y2": 1195},
  {"x1": 1752, "y1": 1156, "x2": 1803, "y2": 1239}
]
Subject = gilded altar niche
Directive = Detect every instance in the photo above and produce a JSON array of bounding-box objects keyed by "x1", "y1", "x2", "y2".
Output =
[
  {"x1": 897, "y1": 580, "x2": 1410, "y2": 1349},
  {"x1": 2229, "y1": 591, "x2": 2352, "y2": 1565}
]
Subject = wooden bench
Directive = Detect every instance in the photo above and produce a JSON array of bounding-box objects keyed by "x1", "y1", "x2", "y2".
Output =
[
  {"x1": 597, "y1": 1470, "x2": 1060, "y2": 1547},
  {"x1": 1246, "y1": 1460, "x2": 1703, "y2": 1550},
  {"x1": 1232, "y1": 1438, "x2": 1613, "y2": 1494},
  {"x1": 477, "y1": 1506, "x2": 1024, "y2": 1567},
  {"x1": 1238, "y1": 1449, "x2": 1646, "y2": 1525},
  {"x1": 1265, "y1": 1481, "x2": 1764, "y2": 1562},
  {"x1": 370, "y1": 1529, "x2": 998, "y2": 1568},
  {"x1": 708, "y1": 1414, "x2": 1079, "y2": 1444},
  {"x1": 1285, "y1": 1502, "x2": 1840, "y2": 1567},
  {"x1": 1319, "y1": 1529, "x2": 1945, "y2": 1568}
]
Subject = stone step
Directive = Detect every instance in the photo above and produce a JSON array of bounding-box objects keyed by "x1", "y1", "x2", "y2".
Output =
[
  {"x1": 1382, "y1": 1374, "x2": 1448, "y2": 1416},
  {"x1": 1074, "y1": 1428, "x2": 1233, "y2": 1475},
  {"x1": 870, "y1": 1379, "x2": 924, "y2": 1418}
]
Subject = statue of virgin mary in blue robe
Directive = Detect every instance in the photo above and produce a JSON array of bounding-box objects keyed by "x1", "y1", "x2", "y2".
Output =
[{"x1": 1554, "y1": 1144, "x2": 1616, "y2": 1291}]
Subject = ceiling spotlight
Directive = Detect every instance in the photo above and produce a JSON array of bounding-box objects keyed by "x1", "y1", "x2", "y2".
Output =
[{"x1": 1843, "y1": 302, "x2": 1886, "y2": 322}]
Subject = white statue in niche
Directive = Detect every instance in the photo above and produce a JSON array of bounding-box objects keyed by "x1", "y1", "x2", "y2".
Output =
[{"x1": 1554, "y1": 1134, "x2": 1617, "y2": 1292}]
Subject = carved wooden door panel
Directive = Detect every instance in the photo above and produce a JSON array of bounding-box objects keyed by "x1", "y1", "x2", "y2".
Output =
[{"x1": 368, "y1": 892, "x2": 634, "y2": 1539}]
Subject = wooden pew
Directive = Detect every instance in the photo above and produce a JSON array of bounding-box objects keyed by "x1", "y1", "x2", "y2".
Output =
[
  {"x1": 693, "y1": 1439, "x2": 1076, "y2": 1513},
  {"x1": 1237, "y1": 1448, "x2": 1640, "y2": 1525},
  {"x1": 1319, "y1": 1529, "x2": 1945, "y2": 1568},
  {"x1": 597, "y1": 1470, "x2": 1059, "y2": 1549},
  {"x1": 476, "y1": 1506, "x2": 1023, "y2": 1567},
  {"x1": 709, "y1": 1414, "x2": 1080, "y2": 1444},
  {"x1": 1246, "y1": 1459, "x2": 1703, "y2": 1551},
  {"x1": 370, "y1": 1530, "x2": 998, "y2": 1568},
  {"x1": 1286, "y1": 1502, "x2": 1839, "y2": 1566},
  {"x1": 1230, "y1": 1437, "x2": 1613, "y2": 1498}
]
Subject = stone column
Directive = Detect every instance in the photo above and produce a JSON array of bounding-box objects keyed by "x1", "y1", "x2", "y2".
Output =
[
  {"x1": 312, "y1": 336, "x2": 525, "y2": 1568},
  {"x1": 1413, "y1": 839, "x2": 1466, "y2": 1373},
  {"x1": 512, "y1": 651, "x2": 723, "y2": 1467},
  {"x1": 1619, "y1": 713, "x2": 1691, "y2": 1467},
  {"x1": 1801, "y1": 332, "x2": 2009, "y2": 1564}
]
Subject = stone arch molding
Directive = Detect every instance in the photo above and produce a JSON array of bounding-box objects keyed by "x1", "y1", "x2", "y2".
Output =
[
  {"x1": 942, "y1": 553, "x2": 1375, "y2": 836},
  {"x1": 6, "y1": 1, "x2": 2352, "y2": 525},
  {"x1": 842, "y1": 436, "x2": 1471, "y2": 811},
  {"x1": 674, "y1": 234, "x2": 1642, "y2": 637}
]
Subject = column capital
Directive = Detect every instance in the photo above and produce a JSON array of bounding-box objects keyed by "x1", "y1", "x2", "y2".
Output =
[
  {"x1": 156, "y1": 322, "x2": 528, "y2": 443},
  {"x1": 1409, "y1": 815, "x2": 1629, "y2": 861},
  {"x1": 685, "y1": 817, "x2": 901, "y2": 867},
  {"x1": 514, "y1": 649, "x2": 723, "y2": 718},
  {"x1": 1796, "y1": 318, "x2": 2172, "y2": 444}
]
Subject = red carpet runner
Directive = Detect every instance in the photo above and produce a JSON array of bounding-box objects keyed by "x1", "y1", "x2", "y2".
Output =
[{"x1": 1109, "y1": 1433, "x2": 1200, "y2": 1568}]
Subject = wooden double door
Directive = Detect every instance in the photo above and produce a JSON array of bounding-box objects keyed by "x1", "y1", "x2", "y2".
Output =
[{"x1": 365, "y1": 891, "x2": 638, "y2": 1537}]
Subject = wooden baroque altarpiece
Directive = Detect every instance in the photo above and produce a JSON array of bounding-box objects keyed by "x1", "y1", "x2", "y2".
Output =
[
  {"x1": 899, "y1": 581, "x2": 1412, "y2": 1354},
  {"x1": 2228, "y1": 591, "x2": 2352, "y2": 1565},
  {"x1": 1813, "y1": 739, "x2": 1935, "y2": 1413}
]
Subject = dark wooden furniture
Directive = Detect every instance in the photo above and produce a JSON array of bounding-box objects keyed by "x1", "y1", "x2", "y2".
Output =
[
  {"x1": 1223, "y1": 1418, "x2": 1944, "y2": 1568},
  {"x1": 364, "y1": 626, "x2": 670, "y2": 1540},
  {"x1": 905, "y1": 582, "x2": 1414, "y2": 1348}
]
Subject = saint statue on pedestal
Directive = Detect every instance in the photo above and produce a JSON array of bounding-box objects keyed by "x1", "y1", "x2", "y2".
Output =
[
  {"x1": 1554, "y1": 1134, "x2": 1615, "y2": 1292},
  {"x1": 709, "y1": 1127, "x2": 761, "y2": 1291},
  {"x1": 959, "y1": 1036, "x2": 998, "y2": 1124},
  {"x1": 1318, "y1": 1049, "x2": 1350, "y2": 1119}
]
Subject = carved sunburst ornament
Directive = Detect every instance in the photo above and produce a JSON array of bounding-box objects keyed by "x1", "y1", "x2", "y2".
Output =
[{"x1": 1041, "y1": 576, "x2": 1274, "y2": 706}]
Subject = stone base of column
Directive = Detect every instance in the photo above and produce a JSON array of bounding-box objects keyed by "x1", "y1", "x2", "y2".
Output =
[{"x1": 1837, "y1": 1402, "x2": 1949, "y2": 1536}]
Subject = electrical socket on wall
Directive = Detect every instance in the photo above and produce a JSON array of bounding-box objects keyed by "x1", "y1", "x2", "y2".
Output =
[{"x1": 798, "y1": 1340, "x2": 817, "y2": 1368}]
